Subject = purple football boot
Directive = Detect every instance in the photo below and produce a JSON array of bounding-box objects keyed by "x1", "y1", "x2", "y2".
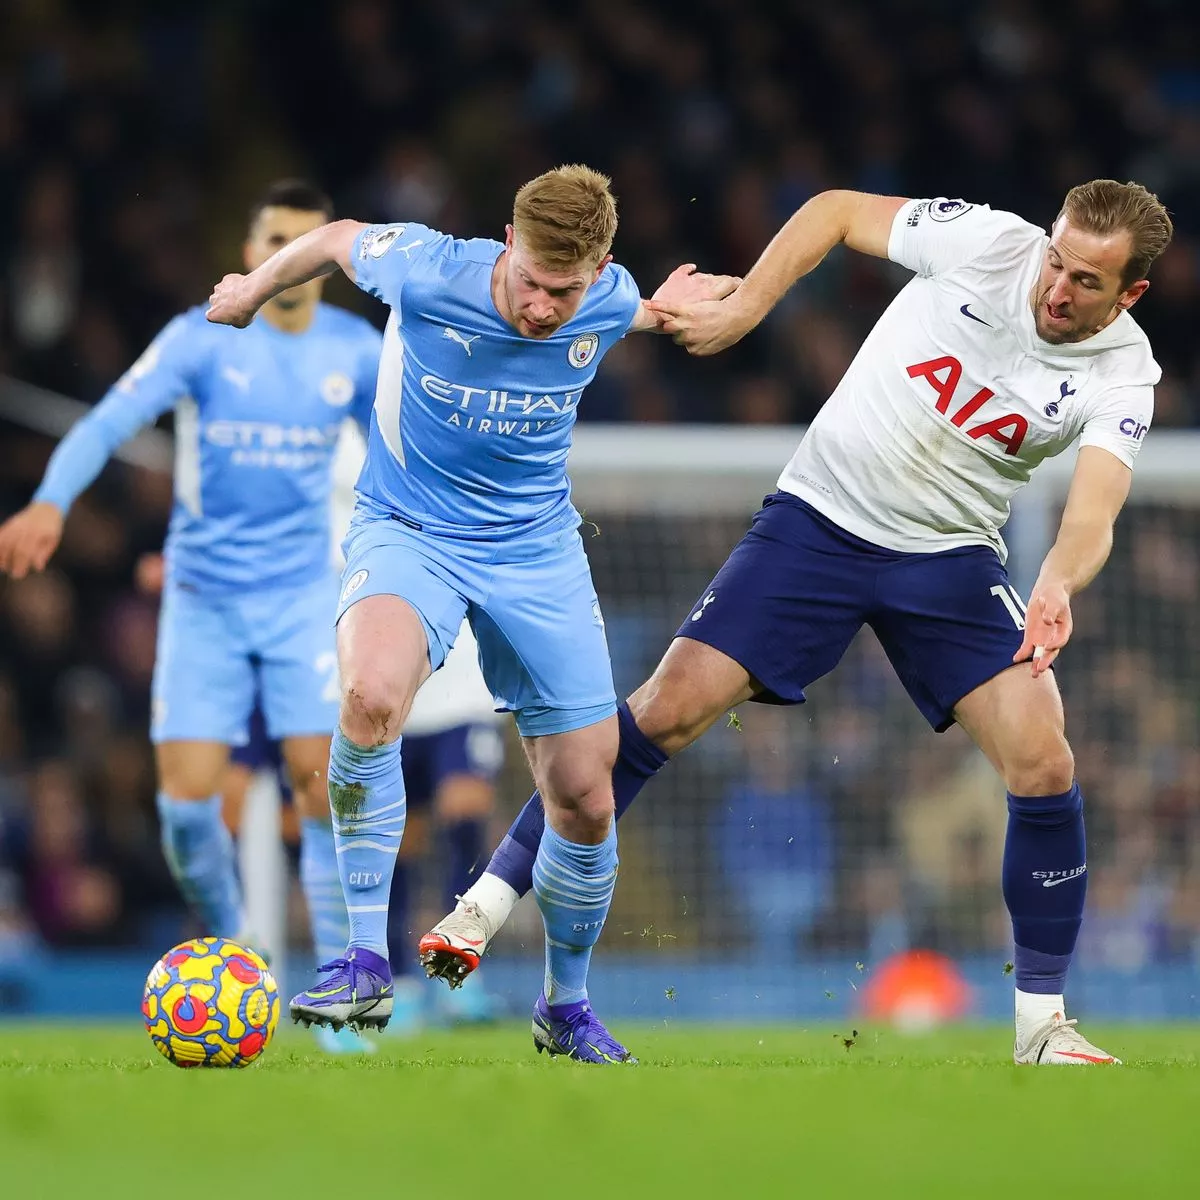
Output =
[
  {"x1": 532, "y1": 995, "x2": 637, "y2": 1064},
  {"x1": 290, "y1": 947, "x2": 393, "y2": 1032}
]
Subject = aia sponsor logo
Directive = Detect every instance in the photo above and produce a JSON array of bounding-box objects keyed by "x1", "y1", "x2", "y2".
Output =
[{"x1": 906, "y1": 355, "x2": 1027, "y2": 455}]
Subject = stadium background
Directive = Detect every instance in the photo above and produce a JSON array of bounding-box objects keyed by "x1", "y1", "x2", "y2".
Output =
[{"x1": 1, "y1": 0, "x2": 1198, "y2": 1026}]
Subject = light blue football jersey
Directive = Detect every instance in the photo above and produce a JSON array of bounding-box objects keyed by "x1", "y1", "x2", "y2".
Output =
[
  {"x1": 35, "y1": 304, "x2": 382, "y2": 592},
  {"x1": 350, "y1": 222, "x2": 642, "y2": 544}
]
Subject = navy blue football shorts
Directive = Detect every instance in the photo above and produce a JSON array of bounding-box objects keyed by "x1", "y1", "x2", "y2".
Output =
[
  {"x1": 402, "y1": 722, "x2": 504, "y2": 810},
  {"x1": 677, "y1": 492, "x2": 1028, "y2": 732}
]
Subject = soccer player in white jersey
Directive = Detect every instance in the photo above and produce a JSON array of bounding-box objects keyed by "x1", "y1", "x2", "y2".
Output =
[
  {"x1": 0, "y1": 184, "x2": 381, "y2": 1052},
  {"x1": 206, "y1": 165, "x2": 738, "y2": 1062},
  {"x1": 420, "y1": 179, "x2": 1173, "y2": 1066}
]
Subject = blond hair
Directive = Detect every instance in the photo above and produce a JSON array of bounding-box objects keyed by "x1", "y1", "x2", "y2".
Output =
[
  {"x1": 1060, "y1": 179, "x2": 1174, "y2": 286},
  {"x1": 512, "y1": 164, "x2": 618, "y2": 269}
]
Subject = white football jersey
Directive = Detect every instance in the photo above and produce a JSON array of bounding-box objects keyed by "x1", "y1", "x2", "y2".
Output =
[
  {"x1": 331, "y1": 421, "x2": 501, "y2": 736},
  {"x1": 777, "y1": 198, "x2": 1159, "y2": 561}
]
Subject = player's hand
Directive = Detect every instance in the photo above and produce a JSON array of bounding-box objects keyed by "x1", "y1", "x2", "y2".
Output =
[
  {"x1": 205, "y1": 273, "x2": 261, "y2": 328},
  {"x1": 1012, "y1": 584, "x2": 1073, "y2": 678},
  {"x1": 651, "y1": 263, "x2": 742, "y2": 310},
  {"x1": 645, "y1": 291, "x2": 757, "y2": 356},
  {"x1": 0, "y1": 501, "x2": 65, "y2": 579}
]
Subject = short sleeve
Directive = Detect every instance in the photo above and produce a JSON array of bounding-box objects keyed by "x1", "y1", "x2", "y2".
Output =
[
  {"x1": 607, "y1": 263, "x2": 643, "y2": 338},
  {"x1": 1078, "y1": 386, "x2": 1154, "y2": 469},
  {"x1": 888, "y1": 198, "x2": 1028, "y2": 278},
  {"x1": 350, "y1": 222, "x2": 452, "y2": 306}
]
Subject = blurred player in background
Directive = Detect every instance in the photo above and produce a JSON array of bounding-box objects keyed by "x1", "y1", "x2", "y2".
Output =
[
  {"x1": 206, "y1": 164, "x2": 738, "y2": 1062},
  {"x1": 422, "y1": 180, "x2": 1172, "y2": 1067},
  {"x1": 0, "y1": 181, "x2": 381, "y2": 1055}
]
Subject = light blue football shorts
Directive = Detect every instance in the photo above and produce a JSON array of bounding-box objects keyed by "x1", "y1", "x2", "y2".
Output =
[
  {"x1": 335, "y1": 509, "x2": 616, "y2": 738},
  {"x1": 151, "y1": 573, "x2": 340, "y2": 745}
]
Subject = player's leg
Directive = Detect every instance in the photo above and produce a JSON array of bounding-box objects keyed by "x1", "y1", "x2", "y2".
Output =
[
  {"x1": 871, "y1": 546, "x2": 1115, "y2": 1065},
  {"x1": 954, "y1": 670, "x2": 1115, "y2": 1064},
  {"x1": 523, "y1": 716, "x2": 632, "y2": 1062},
  {"x1": 382, "y1": 732, "x2": 435, "y2": 1034},
  {"x1": 288, "y1": 594, "x2": 428, "y2": 1031},
  {"x1": 282, "y1": 729, "x2": 378, "y2": 1053},
  {"x1": 289, "y1": 519, "x2": 468, "y2": 1031},
  {"x1": 254, "y1": 575, "x2": 350, "y2": 979},
  {"x1": 433, "y1": 725, "x2": 505, "y2": 911},
  {"x1": 155, "y1": 740, "x2": 242, "y2": 936},
  {"x1": 422, "y1": 494, "x2": 867, "y2": 985},
  {"x1": 449, "y1": 531, "x2": 632, "y2": 1061},
  {"x1": 221, "y1": 704, "x2": 276, "y2": 837},
  {"x1": 151, "y1": 583, "x2": 255, "y2": 939},
  {"x1": 429, "y1": 731, "x2": 506, "y2": 1022}
]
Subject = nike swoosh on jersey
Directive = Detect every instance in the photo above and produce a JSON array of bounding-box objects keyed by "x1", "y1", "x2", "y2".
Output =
[
  {"x1": 959, "y1": 303, "x2": 993, "y2": 327},
  {"x1": 1042, "y1": 874, "x2": 1085, "y2": 888}
]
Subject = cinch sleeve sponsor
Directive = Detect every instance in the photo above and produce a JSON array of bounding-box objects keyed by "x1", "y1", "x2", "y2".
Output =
[{"x1": 1078, "y1": 385, "x2": 1154, "y2": 469}]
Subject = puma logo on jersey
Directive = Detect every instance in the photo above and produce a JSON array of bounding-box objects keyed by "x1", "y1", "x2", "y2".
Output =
[
  {"x1": 444, "y1": 327, "x2": 480, "y2": 355},
  {"x1": 222, "y1": 366, "x2": 252, "y2": 392},
  {"x1": 394, "y1": 239, "x2": 424, "y2": 258},
  {"x1": 906, "y1": 355, "x2": 1027, "y2": 456}
]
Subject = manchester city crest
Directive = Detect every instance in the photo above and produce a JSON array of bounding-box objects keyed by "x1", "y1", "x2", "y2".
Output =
[
  {"x1": 320, "y1": 371, "x2": 354, "y2": 407},
  {"x1": 568, "y1": 333, "x2": 599, "y2": 369}
]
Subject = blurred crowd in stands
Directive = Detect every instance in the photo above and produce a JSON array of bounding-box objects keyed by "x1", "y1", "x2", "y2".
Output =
[{"x1": 2, "y1": 0, "x2": 1199, "y2": 974}]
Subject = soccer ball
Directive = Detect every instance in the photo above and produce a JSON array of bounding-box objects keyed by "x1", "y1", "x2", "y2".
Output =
[{"x1": 143, "y1": 937, "x2": 280, "y2": 1068}]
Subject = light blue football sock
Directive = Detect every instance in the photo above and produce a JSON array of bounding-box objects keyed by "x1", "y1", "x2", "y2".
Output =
[
  {"x1": 532, "y1": 824, "x2": 618, "y2": 1007},
  {"x1": 299, "y1": 816, "x2": 350, "y2": 964},
  {"x1": 155, "y1": 792, "x2": 244, "y2": 936},
  {"x1": 328, "y1": 729, "x2": 406, "y2": 957}
]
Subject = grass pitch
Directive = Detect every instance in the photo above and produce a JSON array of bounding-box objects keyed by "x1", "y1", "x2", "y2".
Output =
[{"x1": 2, "y1": 1022, "x2": 1197, "y2": 1197}]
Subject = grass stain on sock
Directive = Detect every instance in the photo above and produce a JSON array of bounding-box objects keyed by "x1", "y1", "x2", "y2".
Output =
[{"x1": 330, "y1": 781, "x2": 367, "y2": 830}]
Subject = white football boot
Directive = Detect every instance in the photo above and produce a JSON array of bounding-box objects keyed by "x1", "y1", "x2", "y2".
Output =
[
  {"x1": 1014, "y1": 1013, "x2": 1121, "y2": 1065},
  {"x1": 418, "y1": 898, "x2": 495, "y2": 989}
]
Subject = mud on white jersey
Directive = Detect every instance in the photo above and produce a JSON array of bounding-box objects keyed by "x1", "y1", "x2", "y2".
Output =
[{"x1": 778, "y1": 198, "x2": 1160, "y2": 561}]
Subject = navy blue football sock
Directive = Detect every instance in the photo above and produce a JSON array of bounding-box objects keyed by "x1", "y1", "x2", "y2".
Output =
[
  {"x1": 386, "y1": 859, "x2": 411, "y2": 972},
  {"x1": 1003, "y1": 782, "x2": 1087, "y2": 994},
  {"x1": 442, "y1": 817, "x2": 485, "y2": 908},
  {"x1": 487, "y1": 702, "x2": 667, "y2": 896}
]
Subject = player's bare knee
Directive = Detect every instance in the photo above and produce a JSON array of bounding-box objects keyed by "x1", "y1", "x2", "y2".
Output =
[
  {"x1": 339, "y1": 680, "x2": 402, "y2": 747},
  {"x1": 540, "y1": 766, "x2": 614, "y2": 842},
  {"x1": 1005, "y1": 736, "x2": 1075, "y2": 797},
  {"x1": 628, "y1": 673, "x2": 705, "y2": 754}
]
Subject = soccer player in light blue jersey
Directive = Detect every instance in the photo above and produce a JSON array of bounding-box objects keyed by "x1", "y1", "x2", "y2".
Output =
[
  {"x1": 206, "y1": 164, "x2": 738, "y2": 1062},
  {"x1": 0, "y1": 181, "x2": 383, "y2": 1052}
]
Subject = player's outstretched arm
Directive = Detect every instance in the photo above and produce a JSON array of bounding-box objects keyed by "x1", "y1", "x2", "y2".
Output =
[
  {"x1": 1014, "y1": 446, "x2": 1133, "y2": 677},
  {"x1": 628, "y1": 264, "x2": 742, "y2": 333},
  {"x1": 0, "y1": 323, "x2": 191, "y2": 579},
  {"x1": 649, "y1": 190, "x2": 906, "y2": 355},
  {"x1": 206, "y1": 219, "x2": 367, "y2": 328}
]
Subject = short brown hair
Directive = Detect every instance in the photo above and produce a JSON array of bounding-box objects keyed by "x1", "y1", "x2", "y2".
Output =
[
  {"x1": 512, "y1": 165, "x2": 618, "y2": 269},
  {"x1": 1060, "y1": 179, "x2": 1174, "y2": 286}
]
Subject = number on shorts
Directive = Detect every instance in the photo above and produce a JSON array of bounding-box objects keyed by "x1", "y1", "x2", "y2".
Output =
[
  {"x1": 315, "y1": 651, "x2": 340, "y2": 703},
  {"x1": 989, "y1": 584, "x2": 1027, "y2": 630}
]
